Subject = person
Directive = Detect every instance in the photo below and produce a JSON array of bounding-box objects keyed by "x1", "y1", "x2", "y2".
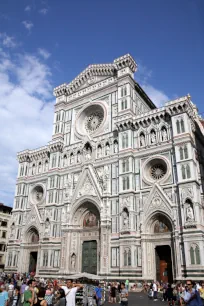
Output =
[
  {"x1": 120, "y1": 282, "x2": 128, "y2": 306},
  {"x1": 20, "y1": 281, "x2": 27, "y2": 304},
  {"x1": 54, "y1": 289, "x2": 65, "y2": 306},
  {"x1": 44, "y1": 285, "x2": 53, "y2": 306},
  {"x1": 1, "y1": 285, "x2": 9, "y2": 306},
  {"x1": 110, "y1": 283, "x2": 117, "y2": 304},
  {"x1": 181, "y1": 280, "x2": 202, "y2": 306},
  {"x1": 60, "y1": 279, "x2": 83, "y2": 306},
  {"x1": 94, "y1": 281, "x2": 102, "y2": 306},
  {"x1": 165, "y1": 284, "x2": 175, "y2": 306},
  {"x1": 125, "y1": 280, "x2": 129, "y2": 292},
  {"x1": 152, "y1": 281, "x2": 158, "y2": 301},
  {"x1": 199, "y1": 282, "x2": 204, "y2": 305},
  {"x1": 23, "y1": 280, "x2": 35, "y2": 306},
  {"x1": 10, "y1": 287, "x2": 20, "y2": 306},
  {"x1": 8, "y1": 282, "x2": 14, "y2": 302},
  {"x1": 34, "y1": 288, "x2": 47, "y2": 306}
]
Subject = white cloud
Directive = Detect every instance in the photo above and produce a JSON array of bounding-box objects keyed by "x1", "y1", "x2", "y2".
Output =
[
  {"x1": 25, "y1": 6, "x2": 31, "y2": 12},
  {"x1": 0, "y1": 48, "x2": 54, "y2": 206},
  {"x1": 38, "y1": 48, "x2": 51, "y2": 60},
  {"x1": 39, "y1": 8, "x2": 48, "y2": 15},
  {"x1": 0, "y1": 33, "x2": 16, "y2": 48},
  {"x1": 141, "y1": 84, "x2": 169, "y2": 107},
  {"x1": 22, "y1": 20, "x2": 34, "y2": 31}
]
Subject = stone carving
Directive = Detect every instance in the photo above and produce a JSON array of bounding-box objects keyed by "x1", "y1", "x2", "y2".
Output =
[
  {"x1": 99, "y1": 165, "x2": 110, "y2": 192},
  {"x1": 83, "y1": 212, "x2": 98, "y2": 227},
  {"x1": 44, "y1": 218, "x2": 50, "y2": 237},
  {"x1": 77, "y1": 178, "x2": 96, "y2": 198},
  {"x1": 84, "y1": 147, "x2": 92, "y2": 160},
  {"x1": 140, "y1": 134, "x2": 145, "y2": 147},
  {"x1": 122, "y1": 197, "x2": 130, "y2": 207},
  {"x1": 161, "y1": 128, "x2": 168, "y2": 141},
  {"x1": 71, "y1": 253, "x2": 76, "y2": 270},
  {"x1": 105, "y1": 143, "x2": 110, "y2": 155},
  {"x1": 114, "y1": 141, "x2": 118, "y2": 153},
  {"x1": 186, "y1": 205, "x2": 194, "y2": 222},
  {"x1": 77, "y1": 151, "x2": 81, "y2": 163},
  {"x1": 122, "y1": 209, "x2": 129, "y2": 229},
  {"x1": 152, "y1": 197, "x2": 162, "y2": 207},
  {"x1": 70, "y1": 154, "x2": 74, "y2": 164},
  {"x1": 62, "y1": 207, "x2": 66, "y2": 223},
  {"x1": 150, "y1": 131, "x2": 156, "y2": 144}
]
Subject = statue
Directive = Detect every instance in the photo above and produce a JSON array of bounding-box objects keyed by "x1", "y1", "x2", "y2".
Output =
[
  {"x1": 45, "y1": 161, "x2": 49, "y2": 172},
  {"x1": 85, "y1": 147, "x2": 92, "y2": 160},
  {"x1": 71, "y1": 253, "x2": 76, "y2": 270},
  {"x1": 36, "y1": 191, "x2": 43, "y2": 201},
  {"x1": 151, "y1": 131, "x2": 156, "y2": 144},
  {"x1": 105, "y1": 143, "x2": 110, "y2": 155},
  {"x1": 122, "y1": 210, "x2": 129, "y2": 229},
  {"x1": 38, "y1": 163, "x2": 42, "y2": 173},
  {"x1": 186, "y1": 205, "x2": 194, "y2": 222},
  {"x1": 44, "y1": 218, "x2": 50, "y2": 236},
  {"x1": 98, "y1": 146, "x2": 102, "y2": 158},
  {"x1": 140, "y1": 134, "x2": 145, "y2": 147},
  {"x1": 162, "y1": 128, "x2": 168, "y2": 141},
  {"x1": 114, "y1": 141, "x2": 118, "y2": 153},
  {"x1": 77, "y1": 152, "x2": 81, "y2": 163},
  {"x1": 70, "y1": 154, "x2": 74, "y2": 164}
]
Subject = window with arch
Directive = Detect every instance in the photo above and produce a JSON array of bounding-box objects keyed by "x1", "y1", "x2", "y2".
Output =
[
  {"x1": 63, "y1": 155, "x2": 67, "y2": 167},
  {"x1": 121, "y1": 85, "x2": 127, "y2": 97},
  {"x1": 7, "y1": 253, "x2": 12, "y2": 266},
  {"x1": 38, "y1": 162, "x2": 42, "y2": 173},
  {"x1": 52, "y1": 155, "x2": 56, "y2": 168},
  {"x1": 55, "y1": 124, "x2": 60, "y2": 134},
  {"x1": 181, "y1": 164, "x2": 191, "y2": 179},
  {"x1": 122, "y1": 132, "x2": 128, "y2": 148},
  {"x1": 190, "y1": 244, "x2": 200, "y2": 265},
  {"x1": 122, "y1": 176, "x2": 130, "y2": 190},
  {"x1": 20, "y1": 165, "x2": 24, "y2": 177},
  {"x1": 180, "y1": 146, "x2": 188, "y2": 160},
  {"x1": 124, "y1": 248, "x2": 131, "y2": 266},
  {"x1": 121, "y1": 99, "x2": 127, "y2": 110},
  {"x1": 122, "y1": 159, "x2": 129, "y2": 173},
  {"x1": 176, "y1": 118, "x2": 185, "y2": 134}
]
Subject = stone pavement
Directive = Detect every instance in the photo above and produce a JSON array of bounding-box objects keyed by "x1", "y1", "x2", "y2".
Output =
[{"x1": 104, "y1": 292, "x2": 164, "y2": 306}]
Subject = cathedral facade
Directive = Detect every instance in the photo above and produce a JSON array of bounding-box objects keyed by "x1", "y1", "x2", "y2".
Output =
[{"x1": 5, "y1": 54, "x2": 204, "y2": 281}]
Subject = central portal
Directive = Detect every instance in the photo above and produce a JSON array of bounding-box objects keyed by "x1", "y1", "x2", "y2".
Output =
[
  {"x1": 82, "y1": 240, "x2": 97, "y2": 274},
  {"x1": 155, "y1": 245, "x2": 173, "y2": 283}
]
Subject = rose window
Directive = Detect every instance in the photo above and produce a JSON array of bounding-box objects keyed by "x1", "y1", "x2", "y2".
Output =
[
  {"x1": 85, "y1": 112, "x2": 103, "y2": 133},
  {"x1": 150, "y1": 164, "x2": 167, "y2": 180}
]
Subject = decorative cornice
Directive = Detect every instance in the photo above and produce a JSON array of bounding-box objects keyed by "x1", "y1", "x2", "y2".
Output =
[
  {"x1": 17, "y1": 146, "x2": 49, "y2": 163},
  {"x1": 48, "y1": 139, "x2": 64, "y2": 153},
  {"x1": 53, "y1": 54, "x2": 137, "y2": 98}
]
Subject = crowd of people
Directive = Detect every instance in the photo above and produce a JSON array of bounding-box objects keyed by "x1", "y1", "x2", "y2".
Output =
[
  {"x1": 0, "y1": 273, "x2": 129, "y2": 306},
  {"x1": 147, "y1": 280, "x2": 204, "y2": 306}
]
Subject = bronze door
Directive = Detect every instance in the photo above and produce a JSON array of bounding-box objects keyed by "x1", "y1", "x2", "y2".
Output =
[{"x1": 82, "y1": 240, "x2": 97, "y2": 274}]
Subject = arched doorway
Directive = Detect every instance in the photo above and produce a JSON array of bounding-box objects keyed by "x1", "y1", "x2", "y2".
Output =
[
  {"x1": 26, "y1": 227, "x2": 39, "y2": 273},
  {"x1": 146, "y1": 213, "x2": 173, "y2": 282},
  {"x1": 71, "y1": 201, "x2": 100, "y2": 275}
]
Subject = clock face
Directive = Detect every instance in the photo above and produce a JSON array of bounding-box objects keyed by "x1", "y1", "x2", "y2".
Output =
[{"x1": 85, "y1": 112, "x2": 103, "y2": 133}]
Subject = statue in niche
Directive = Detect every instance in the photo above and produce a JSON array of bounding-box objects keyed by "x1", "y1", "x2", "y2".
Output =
[
  {"x1": 45, "y1": 161, "x2": 49, "y2": 172},
  {"x1": 70, "y1": 154, "x2": 74, "y2": 164},
  {"x1": 105, "y1": 143, "x2": 110, "y2": 155},
  {"x1": 83, "y1": 212, "x2": 98, "y2": 227},
  {"x1": 44, "y1": 218, "x2": 50, "y2": 236},
  {"x1": 77, "y1": 152, "x2": 81, "y2": 163},
  {"x1": 114, "y1": 141, "x2": 118, "y2": 153},
  {"x1": 10, "y1": 223, "x2": 15, "y2": 238},
  {"x1": 98, "y1": 146, "x2": 102, "y2": 158},
  {"x1": 186, "y1": 205, "x2": 194, "y2": 222},
  {"x1": 84, "y1": 146, "x2": 92, "y2": 160},
  {"x1": 151, "y1": 131, "x2": 156, "y2": 144},
  {"x1": 140, "y1": 134, "x2": 145, "y2": 147},
  {"x1": 38, "y1": 163, "x2": 42, "y2": 173},
  {"x1": 161, "y1": 128, "x2": 168, "y2": 141},
  {"x1": 36, "y1": 190, "x2": 43, "y2": 202},
  {"x1": 122, "y1": 209, "x2": 129, "y2": 229},
  {"x1": 71, "y1": 253, "x2": 76, "y2": 270}
]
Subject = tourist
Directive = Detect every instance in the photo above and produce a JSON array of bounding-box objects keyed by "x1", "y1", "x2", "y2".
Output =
[
  {"x1": 0, "y1": 285, "x2": 9, "y2": 306},
  {"x1": 54, "y1": 289, "x2": 65, "y2": 306},
  {"x1": 199, "y1": 282, "x2": 204, "y2": 305},
  {"x1": 110, "y1": 282, "x2": 117, "y2": 304},
  {"x1": 23, "y1": 280, "x2": 35, "y2": 306},
  {"x1": 44, "y1": 285, "x2": 53, "y2": 306},
  {"x1": 94, "y1": 281, "x2": 102, "y2": 306},
  {"x1": 181, "y1": 280, "x2": 202, "y2": 306},
  {"x1": 20, "y1": 281, "x2": 27, "y2": 304},
  {"x1": 34, "y1": 288, "x2": 47, "y2": 306},
  {"x1": 10, "y1": 287, "x2": 20, "y2": 306},
  {"x1": 120, "y1": 282, "x2": 128, "y2": 306},
  {"x1": 60, "y1": 279, "x2": 83, "y2": 306},
  {"x1": 125, "y1": 280, "x2": 129, "y2": 291},
  {"x1": 152, "y1": 280, "x2": 158, "y2": 301},
  {"x1": 8, "y1": 282, "x2": 14, "y2": 302}
]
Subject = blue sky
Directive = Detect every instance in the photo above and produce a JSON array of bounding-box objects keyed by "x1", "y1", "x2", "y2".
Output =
[{"x1": 0, "y1": 0, "x2": 204, "y2": 206}]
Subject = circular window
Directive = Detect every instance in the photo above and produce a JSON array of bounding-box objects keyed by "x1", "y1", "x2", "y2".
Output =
[
  {"x1": 143, "y1": 157, "x2": 169, "y2": 184},
  {"x1": 31, "y1": 185, "x2": 44, "y2": 204},
  {"x1": 150, "y1": 163, "x2": 167, "y2": 180},
  {"x1": 75, "y1": 102, "x2": 106, "y2": 137}
]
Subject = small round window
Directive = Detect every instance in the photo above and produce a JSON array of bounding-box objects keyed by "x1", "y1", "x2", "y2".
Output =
[{"x1": 143, "y1": 157, "x2": 169, "y2": 183}]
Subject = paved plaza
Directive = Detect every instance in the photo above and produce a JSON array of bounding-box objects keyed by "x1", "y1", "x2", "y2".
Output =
[{"x1": 104, "y1": 292, "x2": 163, "y2": 306}]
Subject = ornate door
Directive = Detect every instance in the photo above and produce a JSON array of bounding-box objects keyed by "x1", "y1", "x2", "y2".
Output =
[{"x1": 82, "y1": 240, "x2": 97, "y2": 274}]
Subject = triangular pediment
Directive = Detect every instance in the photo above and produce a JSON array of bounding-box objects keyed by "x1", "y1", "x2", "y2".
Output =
[
  {"x1": 144, "y1": 183, "x2": 174, "y2": 217},
  {"x1": 72, "y1": 165, "x2": 102, "y2": 203}
]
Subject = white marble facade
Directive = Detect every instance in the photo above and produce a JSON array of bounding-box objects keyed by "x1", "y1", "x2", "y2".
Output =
[{"x1": 5, "y1": 54, "x2": 204, "y2": 280}]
